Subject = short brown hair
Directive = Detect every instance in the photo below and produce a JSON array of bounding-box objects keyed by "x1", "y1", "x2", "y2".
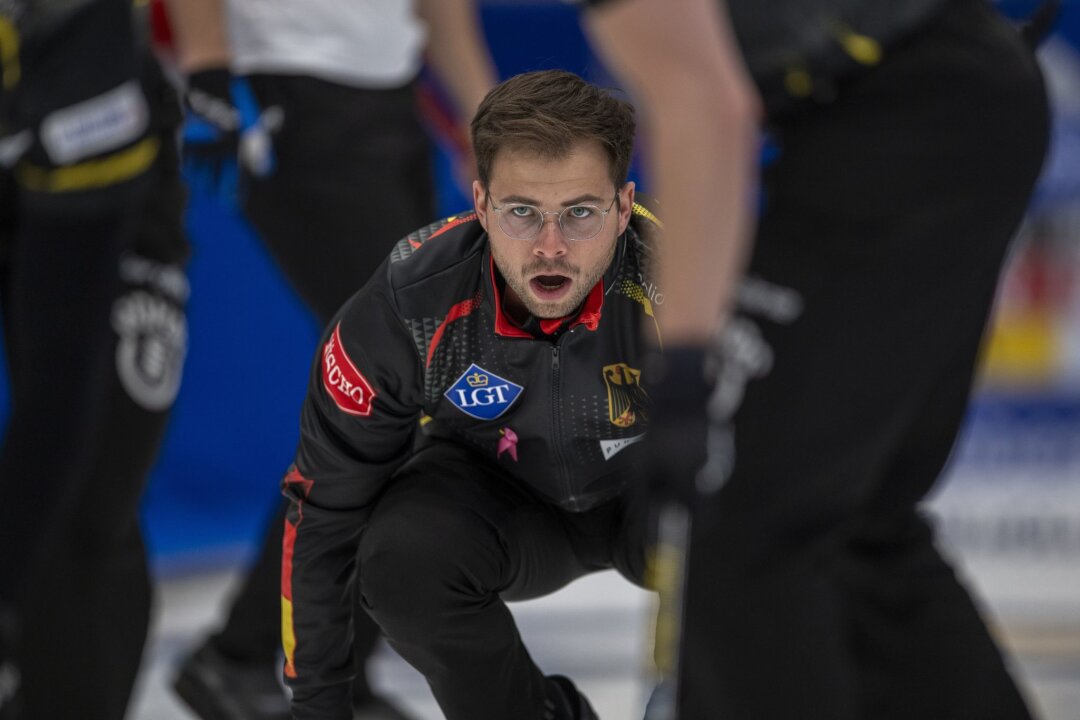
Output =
[{"x1": 471, "y1": 70, "x2": 636, "y2": 191}]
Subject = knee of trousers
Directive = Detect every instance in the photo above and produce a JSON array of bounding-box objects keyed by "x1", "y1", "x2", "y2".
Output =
[{"x1": 356, "y1": 500, "x2": 506, "y2": 638}]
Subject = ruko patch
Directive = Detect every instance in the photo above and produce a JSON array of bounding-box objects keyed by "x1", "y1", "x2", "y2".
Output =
[{"x1": 322, "y1": 323, "x2": 376, "y2": 416}]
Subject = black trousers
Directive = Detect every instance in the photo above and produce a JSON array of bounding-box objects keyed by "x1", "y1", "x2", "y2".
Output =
[
  {"x1": 679, "y1": 2, "x2": 1050, "y2": 719},
  {"x1": 243, "y1": 73, "x2": 436, "y2": 323},
  {"x1": 1, "y1": 80, "x2": 189, "y2": 719},
  {"x1": 210, "y1": 73, "x2": 436, "y2": 700},
  {"x1": 356, "y1": 441, "x2": 650, "y2": 720}
]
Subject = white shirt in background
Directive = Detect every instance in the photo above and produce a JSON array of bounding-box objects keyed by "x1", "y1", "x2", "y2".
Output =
[{"x1": 227, "y1": 0, "x2": 427, "y2": 88}]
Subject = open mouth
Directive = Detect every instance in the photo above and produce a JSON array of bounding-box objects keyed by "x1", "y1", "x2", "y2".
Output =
[{"x1": 529, "y1": 274, "x2": 571, "y2": 299}]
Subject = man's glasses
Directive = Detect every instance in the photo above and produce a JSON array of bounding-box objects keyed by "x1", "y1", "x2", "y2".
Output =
[{"x1": 488, "y1": 193, "x2": 618, "y2": 241}]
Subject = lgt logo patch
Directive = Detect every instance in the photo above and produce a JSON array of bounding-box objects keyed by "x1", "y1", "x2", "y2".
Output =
[
  {"x1": 445, "y1": 363, "x2": 523, "y2": 420},
  {"x1": 322, "y1": 323, "x2": 376, "y2": 416}
]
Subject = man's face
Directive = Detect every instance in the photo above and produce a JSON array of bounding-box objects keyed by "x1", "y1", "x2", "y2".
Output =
[{"x1": 474, "y1": 141, "x2": 635, "y2": 320}]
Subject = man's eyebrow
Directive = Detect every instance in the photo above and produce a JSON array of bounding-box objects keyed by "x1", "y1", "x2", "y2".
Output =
[{"x1": 498, "y1": 192, "x2": 609, "y2": 207}]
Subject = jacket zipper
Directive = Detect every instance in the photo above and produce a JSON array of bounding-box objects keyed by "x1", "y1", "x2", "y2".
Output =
[{"x1": 549, "y1": 342, "x2": 576, "y2": 509}]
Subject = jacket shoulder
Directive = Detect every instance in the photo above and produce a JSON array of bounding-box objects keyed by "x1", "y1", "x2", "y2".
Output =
[
  {"x1": 383, "y1": 212, "x2": 487, "y2": 316},
  {"x1": 388, "y1": 212, "x2": 486, "y2": 276}
]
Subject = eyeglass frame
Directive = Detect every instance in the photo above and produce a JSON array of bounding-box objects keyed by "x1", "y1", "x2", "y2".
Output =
[{"x1": 485, "y1": 190, "x2": 621, "y2": 242}]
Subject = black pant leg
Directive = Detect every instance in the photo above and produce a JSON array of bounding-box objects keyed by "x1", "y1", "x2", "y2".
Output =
[
  {"x1": 243, "y1": 75, "x2": 436, "y2": 325},
  {"x1": 0, "y1": 209, "x2": 129, "y2": 606},
  {"x1": 19, "y1": 519, "x2": 153, "y2": 720},
  {"x1": 838, "y1": 336, "x2": 1033, "y2": 719},
  {"x1": 358, "y1": 442, "x2": 596, "y2": 720},
  {"x1": 16, "y1": 127, "x2": 189, "y2": 720},
  {"x1": 677, "y1": 3, "x2": 1048, "y2": 718}
]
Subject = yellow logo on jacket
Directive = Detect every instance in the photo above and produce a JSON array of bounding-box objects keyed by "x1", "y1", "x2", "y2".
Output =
[{"x1": 602, "y1": 363, "x2": 648, "y2": 428}]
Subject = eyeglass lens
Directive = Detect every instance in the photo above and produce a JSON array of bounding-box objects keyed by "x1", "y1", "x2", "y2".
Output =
[{"x1": 499, "y1": 204, "x2": 605, "y2": 241}]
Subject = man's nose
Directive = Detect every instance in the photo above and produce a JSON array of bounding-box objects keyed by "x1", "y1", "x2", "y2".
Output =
[{"x1": 533, "y1": 214, "x2": 567, "y2": 256}]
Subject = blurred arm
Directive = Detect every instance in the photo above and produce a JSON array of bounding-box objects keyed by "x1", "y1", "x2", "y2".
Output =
[
  {"x1": 585, "y1": 0, "x2": 760, "y2": 345},
  {"x1": 416, "y1": 0, "x2": 497, "y2": 122},
  {"x1": 163, "y1": 0, "x2": 231, "y2": 73}
]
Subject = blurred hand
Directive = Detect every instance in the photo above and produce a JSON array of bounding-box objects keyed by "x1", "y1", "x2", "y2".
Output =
[
  {"x1": 641, "y1": 345, "x2": 713, "y2": 509},
  {"x1": 181, "y1": 67, "x2": 240, "y2": 200},
  {"x1": 181, "y1": 69, "x2": 278, "y2": 203}
]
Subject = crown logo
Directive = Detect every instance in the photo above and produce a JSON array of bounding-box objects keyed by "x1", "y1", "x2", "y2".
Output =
[{"x1": 466, "y1": 372, "x2": 489, "y2": 388}]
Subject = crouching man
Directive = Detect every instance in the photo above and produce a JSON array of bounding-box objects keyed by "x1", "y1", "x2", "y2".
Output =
[{"x1": 283, "y1": 69, "x2": 664, "y2": 720}]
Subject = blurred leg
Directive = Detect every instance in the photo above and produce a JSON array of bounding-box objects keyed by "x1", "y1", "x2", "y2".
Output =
[
  {"x1": 678, "y1": 5, "x2": 1047, "y2": 716},
  {"x1": 839, "y1": 345, "x2": 1033, "y2": 719},
  {"x1": 17, "y1": 129, "x2": 189, "y2": 720},
  {"x1": 244, "y1": 75, "x2": 435, "y2": 324}
]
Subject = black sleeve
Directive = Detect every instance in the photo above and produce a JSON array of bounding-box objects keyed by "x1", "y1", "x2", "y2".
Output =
[{"x1": 281, "y1": 270, "x2": 424, "y2": 720}]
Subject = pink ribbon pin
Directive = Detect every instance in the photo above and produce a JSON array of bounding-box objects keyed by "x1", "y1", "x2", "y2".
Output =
[{"x1": 497, "y1": 427, "x2": 519, "y2": 462}]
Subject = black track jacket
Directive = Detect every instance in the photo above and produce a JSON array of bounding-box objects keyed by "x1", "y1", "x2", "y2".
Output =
[{"x1": 282, "y1": 205, "x2": 663, "y2": 716}]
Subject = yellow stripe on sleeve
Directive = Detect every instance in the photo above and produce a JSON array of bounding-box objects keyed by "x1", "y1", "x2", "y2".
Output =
[{"x1": 282, "y1": 595, "x2": 297, "y2": 678}]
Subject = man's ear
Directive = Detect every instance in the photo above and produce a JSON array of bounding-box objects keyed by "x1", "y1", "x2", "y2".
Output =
[
  {"x1": 617, "y1": 181, "x2": 636, "y2": 235},
  {"x1": 473, "y1": 180, "x2": 489, "y2": 231}
]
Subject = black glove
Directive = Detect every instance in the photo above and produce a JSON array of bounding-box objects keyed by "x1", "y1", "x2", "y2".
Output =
[
  {"x1": 642, "y1": 344, "x2": 715, "y2": 508},
  {"x1": 181, "y1": 69, "x2": 276, "y2": 203},
  {"x1": 181, "y1": 68, "x2": 240, "y2": 200}
]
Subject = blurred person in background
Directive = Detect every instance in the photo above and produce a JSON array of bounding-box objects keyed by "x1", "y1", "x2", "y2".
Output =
[
  {"x1": 0, "y1": 1, "x2": 189, "y2": 718},
  {"x1": 577, "y1": 0, "x2": 1052, "y2": 718},
  {"x1": 163, "y1": 0, "x2": 496, "y2": 718}
]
